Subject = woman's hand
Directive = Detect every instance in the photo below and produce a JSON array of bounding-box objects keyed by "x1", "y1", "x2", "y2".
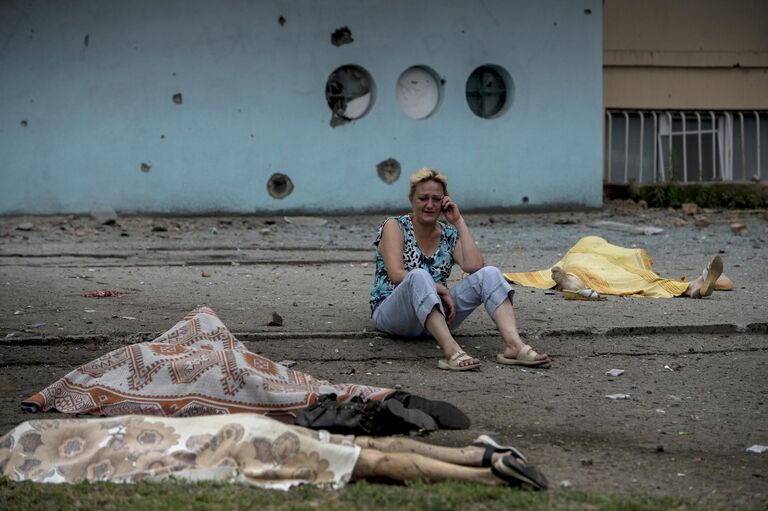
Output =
[
  {"x1": 441, "y1": 196, "x2": 462, "y2": 225},
  {"x1": 435, "y1": 284, "x2": 456, "y2": 324}
]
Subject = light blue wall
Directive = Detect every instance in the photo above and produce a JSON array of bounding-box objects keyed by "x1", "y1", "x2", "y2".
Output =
[{"x1": 0, "y1": 0, "x2": 603, "y2": 214}]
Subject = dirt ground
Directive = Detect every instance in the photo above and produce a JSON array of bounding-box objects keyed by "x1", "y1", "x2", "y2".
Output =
[{"x1": 1, "y1": 203, "x2": 766, "y2": 508}]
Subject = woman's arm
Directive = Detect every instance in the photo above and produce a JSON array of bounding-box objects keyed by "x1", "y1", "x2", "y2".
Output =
[
  {"x1": 379, "y1": 218, "x2": 409, "y2": 285},
  {"x1": 441, "y1": 197, "x2": 484, "y2": 273}
]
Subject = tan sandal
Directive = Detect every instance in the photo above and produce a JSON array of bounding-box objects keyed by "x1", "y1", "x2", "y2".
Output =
[
  {"x1": 438, "y1": 350, "x2": 480, "y2": 371},
  {"x1": 562, "y1": 288, "x2": 605, "y2": 301},
  {"x1": 691, "y1": 255, "x2": 723, "y2": 298},
  {"x1": 496, "y1": 345, "x2": 550, "y2": 367}
]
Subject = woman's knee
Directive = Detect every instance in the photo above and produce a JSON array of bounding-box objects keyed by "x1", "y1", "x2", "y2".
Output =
[
  {"x1": 403, "y1": 268, "x2": 435, "y2": 288},
  {"x1": 473, "y1": 265, "x2": 504, "y2": 284},
  {"x1": 406, "y1": 268, "x2": 432, "y2": 280}
]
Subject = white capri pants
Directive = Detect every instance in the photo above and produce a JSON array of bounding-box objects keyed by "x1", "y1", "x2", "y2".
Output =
[{"x1": 372, "y1": 266, "x2": 515, "y2": 337}]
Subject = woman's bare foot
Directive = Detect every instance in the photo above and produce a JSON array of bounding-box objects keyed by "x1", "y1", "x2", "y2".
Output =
[
  {"x1": 715, "y1": 274, "x2": 733, "y2": 291},
  {"x1": 551, "y1": 266, "x2": 585, "y2": 292}
]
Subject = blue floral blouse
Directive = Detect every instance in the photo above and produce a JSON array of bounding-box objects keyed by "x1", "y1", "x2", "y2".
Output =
[{"x1": 369, "y1": 214, "x2": 458, "y2": 313}]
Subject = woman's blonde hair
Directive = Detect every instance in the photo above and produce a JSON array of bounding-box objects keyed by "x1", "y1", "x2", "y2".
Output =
[{"x1": 408, "y1": 167, "x2": 448, "y2": 199}]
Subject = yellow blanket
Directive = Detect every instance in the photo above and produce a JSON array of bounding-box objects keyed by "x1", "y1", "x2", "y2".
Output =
[{"x1": 503, "y1": 236, "x2": 689, "y2": 298}]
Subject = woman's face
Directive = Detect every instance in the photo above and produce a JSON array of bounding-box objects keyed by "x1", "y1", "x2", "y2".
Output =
[{"x1": 410, "y1": 179, "x2": 446, "y2": 224}]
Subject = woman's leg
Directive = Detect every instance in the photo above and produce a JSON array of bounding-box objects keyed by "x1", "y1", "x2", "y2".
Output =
[
  {"x1": 424, "y1": 308, "x2": 479, "y2": 367},
  {"x1": 451, "y1": 267, "x2": 548, "y2": 361},
  {"x1": 355, "y1": 436, "x2": 488, "y2": 466},
  {"x1": 373, "y1": 269, "x2": 478, "y2": 367},
  {"x1": 351, "y1": 449, "x2": 500, "y2": 485},
  {"x1": 493, "y1": 300, "x2": 547, "y2": 361}
]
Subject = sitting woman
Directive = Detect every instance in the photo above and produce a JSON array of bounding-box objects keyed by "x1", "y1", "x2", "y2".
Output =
[
  {"x1": 370, "y1": 168, "x2": 549, "y2": 371},
  {"x1": 505, "y1": 235, "x2": 729, "y2": 300}
]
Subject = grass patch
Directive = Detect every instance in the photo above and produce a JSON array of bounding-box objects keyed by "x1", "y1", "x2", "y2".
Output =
[{"x1": 0, "y1": 479, "x2": 741, "y2": 511}]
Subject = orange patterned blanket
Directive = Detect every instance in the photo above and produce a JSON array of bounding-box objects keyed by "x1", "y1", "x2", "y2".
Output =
[{"x1": 22, "y1": 307, "x2": 392, "y2": 421}]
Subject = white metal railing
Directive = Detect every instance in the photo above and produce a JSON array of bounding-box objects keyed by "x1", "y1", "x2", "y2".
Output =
[{"x1": 604, "y1": 110, "x2": 766, "y2": 184}]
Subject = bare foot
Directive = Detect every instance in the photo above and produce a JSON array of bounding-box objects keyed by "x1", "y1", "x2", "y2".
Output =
[{"x1": 550, "y1": 266, "x2": 585, "y2": 292}]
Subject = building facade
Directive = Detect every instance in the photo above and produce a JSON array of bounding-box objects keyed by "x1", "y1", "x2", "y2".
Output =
[
  {"x1": 0, "y1": 0, "x2": 602, "y2": 214},
  {"x1": 604, "y1": 0, "x2": 768, "y2": 184}
]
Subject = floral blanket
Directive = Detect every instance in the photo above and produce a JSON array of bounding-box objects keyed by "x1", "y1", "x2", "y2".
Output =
[
  {"x1": 22, "y1": 307, "x2": 392, "y2": 420},
  {"x1": 0, "y1": 414, "x2": 360, "y2": 489}
]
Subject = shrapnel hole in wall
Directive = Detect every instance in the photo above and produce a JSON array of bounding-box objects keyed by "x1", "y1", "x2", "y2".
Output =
[
  {"x1": 376, "y1": 159, "x2": 401, "y2": 184},
  {"x1": 267, "y1": 173, "x2": 294, "y2": 199},
  {"x1": 331, "y1": 26, "x2": 353, "y2": 47}
]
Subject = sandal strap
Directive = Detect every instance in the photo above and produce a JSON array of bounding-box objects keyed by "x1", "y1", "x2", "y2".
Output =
[
  {"x1": 448, "y1": 350, "x2": 469, "y2": 363},
  {"x1": 517, "y1": 345, "x2": 540, "y2": 361}
]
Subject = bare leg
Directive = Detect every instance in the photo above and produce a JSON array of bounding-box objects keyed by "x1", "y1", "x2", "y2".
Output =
[
  {"x1": 355, "y1": 436, "x2": 490, "y2": 467},
  {"x1": 425, "y1": 306, "x2": 479, "y2": 367},
  {"x1": 351, "y1": 449, "x2": 500, "y2": 485},
  {"x1": 492, "y1": 300, "x2": 548, "y2": 361}
]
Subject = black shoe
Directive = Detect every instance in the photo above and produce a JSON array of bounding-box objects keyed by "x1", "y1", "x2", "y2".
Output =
[
  {"x1": 387, "y1": 391, "x2": 471, "y2": 430},
  {"x1": 491, "y1": 455, "x2": 549, "y2": 490}
]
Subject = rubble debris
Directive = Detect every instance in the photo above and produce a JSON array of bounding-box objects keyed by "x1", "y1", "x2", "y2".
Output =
[
  {"x1": 82, "y1": 289, "x2": 127, "y2": 298},
  {"x1": 730, "y1": 223, "x2": 748, "y2": 235},
  {"x1": 201, "y1": 271, "x2": 211, "y2": 278},
  {"x1": 588, "y1": 220, "x2": 664, "y2": 236},
  {"x1": 681, "y1": 202, "x2": 700, "y2": 215},
  {"x1": 90, "y1": 204, "x2": 118, "y2": 224},
  {"x1": 693, "y1": 215, "x2": 710, "y2": 228},
  {"x1": 278, "y1": 359, "x2": 296, "y2": 368},
  {"x1": 283, "y1": 216, "x2": 327, "y2": 226},
  {"x1": 330, "y1": 26, "x2": 353, "y2": 46},
  {"x1": 267, "y1": 312, "x2": 283, "y2": 327}
]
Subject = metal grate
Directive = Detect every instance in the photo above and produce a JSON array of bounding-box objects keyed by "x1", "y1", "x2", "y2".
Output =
[{"x1": 604, "y1": 110, "x2": 766, "y2": 183}]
